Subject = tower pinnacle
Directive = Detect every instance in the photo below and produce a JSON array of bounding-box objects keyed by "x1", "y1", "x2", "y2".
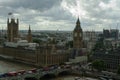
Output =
[{"x1": 76, "y1": 17, "x2": 80, "y2": 24}]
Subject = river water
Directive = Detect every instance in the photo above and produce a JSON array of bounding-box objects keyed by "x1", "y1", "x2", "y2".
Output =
[
  {"x1": 0, "y1": 60, "x2": 34, "y2": 73},
  {"x1": 53, "y1": 76, "x2": 98, "y2": 80}
]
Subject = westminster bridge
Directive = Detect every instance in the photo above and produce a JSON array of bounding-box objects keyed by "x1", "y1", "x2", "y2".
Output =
[{"x1": 0, "y1": 68, "x2": 72, "y2": 80}]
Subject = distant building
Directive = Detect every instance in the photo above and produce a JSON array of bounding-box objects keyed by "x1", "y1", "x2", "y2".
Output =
[
  {"x1": 103, "y1": 29, "x2": 119, "y2": 40},
  {"x1": 110, "y1": 29, "x2": 119, "y2": 40},
  {"x1": 103, "y1": 29, "x2": 110, "y2": 38},
  {"x1": 91, "y1": 48, "x2": 120, "y2": 71},
  {"x1": 91, "y1": 29, "x2": 120, "y2": 71},
  {"x1": 83, "y1": 31, "x2": 96, "y2": 41},
  {"x1": 83, "y1": 31, "x2": 97, "y2": 52}
]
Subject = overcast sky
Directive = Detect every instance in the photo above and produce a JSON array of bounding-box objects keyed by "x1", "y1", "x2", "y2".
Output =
[{"x1": 0, "y1": 0, "x2": 120, "y2": 31}]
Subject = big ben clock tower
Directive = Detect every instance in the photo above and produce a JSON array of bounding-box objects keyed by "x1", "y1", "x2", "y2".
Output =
[
  {"x1": 73, "y1": 18, "x2": 83, "y2": 49},
  {"x1": 70, "y1": 18, "x2": 87, "y2": 64}
]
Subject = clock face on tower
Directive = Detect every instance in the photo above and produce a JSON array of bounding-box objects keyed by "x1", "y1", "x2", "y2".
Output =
[
  {"x1": 79, "y1": 33, "x2": 82, "y2": 37},
  {"x1": 74, "y1": 33, "x2": 77, "y2": 37}
]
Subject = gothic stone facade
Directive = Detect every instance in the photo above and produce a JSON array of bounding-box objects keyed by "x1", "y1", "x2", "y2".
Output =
[{"x1": 0, "y1": 45, "x2": 69, "y2": 67}]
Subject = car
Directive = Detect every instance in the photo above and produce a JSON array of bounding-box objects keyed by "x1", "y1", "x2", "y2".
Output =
[
  {"x1": 29, "y1": 68, "x2": 37, "y2": 73},
  {"x1": 7, "y1": 71, "x2": 18, "y2": 77},
  {"x1": 17, "y1": 70, "x2": 26, "y2": 75},
  {"x1": 99, "y1": 77, "x2": 107, "y2": 80},
  {"x1": 74, "y1": 77, "x2": 81, "y2": 80},
  {"x1": 64, "y1": 65, "x2": 71, "y2": 69},
  {"x1": 43, "y1": 67, "x2": 49, "y2": 71},
  {"x1": 0, "y1": 73, "x2": 8, "y2": 78}
]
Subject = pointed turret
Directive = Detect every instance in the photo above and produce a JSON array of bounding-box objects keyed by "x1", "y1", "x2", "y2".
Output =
[
  {"x1": 28, "y1": 25, "x2": 31, "y2": 34},
  {"x1": 27, "y1": 25, "x2": 32, "y2": 43},
  {"x1": 74, "y1": 17, "x2": 82, "y2": 31},
  {"x1": 17, "y1": 18, "x2": 19, "y2": 24},
  {"x1": 76, "y1": 17, "x2": 80, "y2": 24},
  {"x1": 7, "y1": 18, "x2": 9, "y2": 24}
]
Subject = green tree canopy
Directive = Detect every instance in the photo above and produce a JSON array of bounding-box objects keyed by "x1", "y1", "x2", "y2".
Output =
[
  {"x1": 33, "y1": 39, "x2": 42, "y2": 44},
  {"x1": 92, "y1": 37, "x2": 105, "y2": 51},
  {"x1": 92, "y1": 59, "x2": 105, "y2": 72},
  {"x1": 117, "y1": 65, "x2": 120, "y2": 74},
  {"x1": 66, "y1": 40, "x2": 73, "y2": 48}
]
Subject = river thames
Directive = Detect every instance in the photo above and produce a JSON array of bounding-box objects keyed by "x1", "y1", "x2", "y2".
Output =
[
  {"x1": 51, "y1": 76, "x2": 98, "y2": 80},
  {"x1": 0, "y1": 60, "x2": 34, "y2": 73},
  {"x1": 41, "y1": 76, "x2": 98, "y2": 80}
]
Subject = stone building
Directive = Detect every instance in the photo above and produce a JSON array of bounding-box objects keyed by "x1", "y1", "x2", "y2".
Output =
[
  {"x1": 7, "y1": 18, "x2": 19, "y2": 42},
  {"x1": 0, "y1": 44, "x2": 69, "y2": 67},
  {"x1": 36, "y1": 44, "x2": 69, "y2": 66}
]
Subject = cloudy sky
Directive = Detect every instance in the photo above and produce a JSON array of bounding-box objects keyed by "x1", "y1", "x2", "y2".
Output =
[{"x1": 0, "y1": 0, "x2": 120, "y2": 31}]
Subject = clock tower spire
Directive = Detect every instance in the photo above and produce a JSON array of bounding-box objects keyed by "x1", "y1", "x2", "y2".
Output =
[{"x1": 73, "y1": 17, "x2": 83, "y2": 49}]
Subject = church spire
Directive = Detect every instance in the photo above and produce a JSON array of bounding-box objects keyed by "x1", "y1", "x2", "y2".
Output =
[
  {"x1": 28, "y1": 25, "x2": 31, "y2": 33},
  {"x1": 27, "y1": 25, "x2": 32, "y2": 43}
]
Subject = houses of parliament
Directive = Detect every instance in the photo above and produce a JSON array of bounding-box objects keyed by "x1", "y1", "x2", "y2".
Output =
[{"x1": 0, "y1": 17, "x2": 86, "y2": 67}]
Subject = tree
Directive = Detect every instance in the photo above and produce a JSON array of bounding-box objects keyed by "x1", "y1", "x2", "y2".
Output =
[
  {"x1": 87, "y1": 52, "x2": 93, "y2": 62},
  {"x1": 92, "y1": 37, "x2": 105, "y2": 51},
  {"x1": 117, "y1": 65, "x2": 120, "y2": 75},
  {"x1": 91, "y1": 60, "x2": 105, "y2": 72},
  {"x1": 33, "y1": 39, "x2": 42, "y2": 44},
  {"x1": 33, "y1": 39, "x2": 40, "y2": 43},
  {"x1": 66, "y1": 41, "x2": 73, "y2": 48}
]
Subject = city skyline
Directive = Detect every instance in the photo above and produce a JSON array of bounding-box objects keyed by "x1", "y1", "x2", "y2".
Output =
[{"x1": 0, "y1": 0, "x2": 120, "y2": 31}]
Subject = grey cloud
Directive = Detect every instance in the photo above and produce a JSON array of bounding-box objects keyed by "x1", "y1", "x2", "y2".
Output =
[
  {"x1": 39, "y1": 6, "x2": 75, "y2": 21},
  {"x1": 1, "y1": 0, "x2": 61, "y2": 11},
  {"x1": 0, "y1": 0, "x2": 120, "y2": 31}
]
